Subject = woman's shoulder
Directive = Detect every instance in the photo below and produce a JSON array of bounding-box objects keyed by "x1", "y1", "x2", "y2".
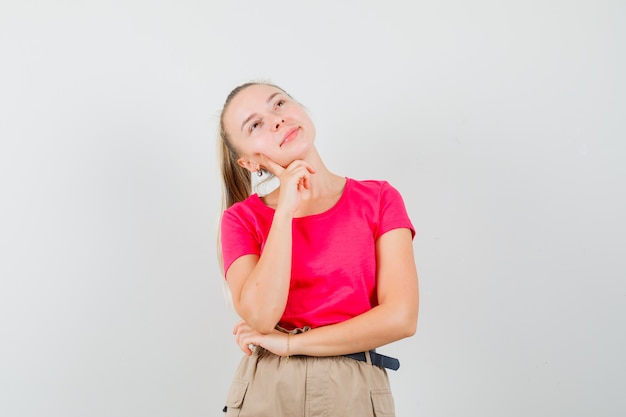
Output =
[
  {"x1": 223, "y1": 193, "x2": 271, "y2": 219},
  {"x1": 347, "y1": 177, "x2": 398, "y2": 195},
  {"x1": 345, "y1": 178, "x2": 408, "y2": 209}
]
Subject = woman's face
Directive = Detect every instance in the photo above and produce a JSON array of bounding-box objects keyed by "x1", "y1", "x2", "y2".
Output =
[{"x1": 223, "y1": 84, "x2": 316, "y2": 171}]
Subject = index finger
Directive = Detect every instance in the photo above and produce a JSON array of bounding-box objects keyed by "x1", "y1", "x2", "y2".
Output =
[{"x1": 259, "y1": 154, "x2": 285, "y2": 175}]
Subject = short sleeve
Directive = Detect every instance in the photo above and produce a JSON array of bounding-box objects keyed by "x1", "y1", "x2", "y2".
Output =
[
  {"x1": 220, "y1": 208, "x2": 262, "y2": 276},
  {"x1": 376, "y1": 182, "x2": 415, "y2": 240}
]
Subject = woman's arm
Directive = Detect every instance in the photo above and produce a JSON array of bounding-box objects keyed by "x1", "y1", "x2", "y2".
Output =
[
  {"x1": 234, "y1": 227, "x2": 419, "y2": 356},
  {"x1": 226, "y1": 210, "x2": 292, "y2": 334},
  {"x1": 226, "y1": 159, "x2": 315, "y2": 334}
]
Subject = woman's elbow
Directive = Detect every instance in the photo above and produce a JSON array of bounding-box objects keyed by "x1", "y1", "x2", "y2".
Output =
[
  {"x1": 404, "y1": 315, "x2": 418, "y2": 338},
  {"x1": 243, "y1": 317, "x2": 277, "y2": 334},
  {"x1": 394, "y1": 306, "x2": 418, "y2": 339},
  {"x1": 253, "y1": 322, "x2": 278, "y2": 334},
  {"x1": 238, "y1": 307, "x2": 281, "y2": 334}
]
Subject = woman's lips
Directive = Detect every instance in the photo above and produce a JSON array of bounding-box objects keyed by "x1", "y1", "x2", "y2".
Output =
[{"x1": 280, "y1": 127, "x2": 299, "y2": 147}]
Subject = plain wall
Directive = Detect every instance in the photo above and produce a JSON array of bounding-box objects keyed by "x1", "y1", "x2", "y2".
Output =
[{"x1": 1, "y1": 1, "x2": 624, "y2": 416}]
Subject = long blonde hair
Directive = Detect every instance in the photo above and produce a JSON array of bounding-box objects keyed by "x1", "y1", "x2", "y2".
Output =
[{"x1": 218, "y1": 82, "x2": 255, "y2": 211}]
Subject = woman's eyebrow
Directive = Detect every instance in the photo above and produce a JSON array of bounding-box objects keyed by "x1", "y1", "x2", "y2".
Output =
[
  {"x1": 266, "y1": 92, "x2": 281, "y2": 103},
  {"x1": 241, "y1": 113, "x2": 257, "y2": 132},
  {"x1": 240, "y1": 92, "x2": 283, "y2": 132}
]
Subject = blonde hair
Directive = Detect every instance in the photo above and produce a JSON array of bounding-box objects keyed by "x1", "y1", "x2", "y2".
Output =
[{"x1": 218, "y1": 82, "x2": 255, "y2": 211}]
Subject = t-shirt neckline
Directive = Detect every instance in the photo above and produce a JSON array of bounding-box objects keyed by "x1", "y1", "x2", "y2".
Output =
[{"x1": 251, "y1": 177, "x2": 351, "y2": 220}]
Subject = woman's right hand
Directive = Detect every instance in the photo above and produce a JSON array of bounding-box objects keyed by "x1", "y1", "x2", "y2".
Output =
[{"x1": 260, "y1": 155, "x2": 316, "y2": 216}]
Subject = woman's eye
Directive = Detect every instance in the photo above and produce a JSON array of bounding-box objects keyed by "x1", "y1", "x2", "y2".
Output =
[
  {"x1": 250, "y1": 121, "x2": 261, "y2": 132},
  {"x1": 276, "y1": 99, "x2": 285, "y2": 108}
]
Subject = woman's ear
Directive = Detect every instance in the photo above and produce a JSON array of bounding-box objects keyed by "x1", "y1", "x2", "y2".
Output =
[{"x1": 237, "y1": 158, "x2": 258, "y2": 173}]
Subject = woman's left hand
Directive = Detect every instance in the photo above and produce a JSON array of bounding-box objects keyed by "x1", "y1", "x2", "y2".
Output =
[{"x1": 233, "y1": 320, "x2": 289, "y2": 357}]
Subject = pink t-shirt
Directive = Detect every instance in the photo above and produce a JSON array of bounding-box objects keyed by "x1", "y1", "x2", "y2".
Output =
[{"x1": 221, "y1": 178, "x2": 414, "y2": 330}]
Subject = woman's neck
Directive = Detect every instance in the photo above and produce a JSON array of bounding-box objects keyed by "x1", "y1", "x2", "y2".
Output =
[{"x1": 262, "y1": 149, "x2": 347, "y2": 215}]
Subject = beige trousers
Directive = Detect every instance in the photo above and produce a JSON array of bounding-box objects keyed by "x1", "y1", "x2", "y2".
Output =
[{"x1": 224, "y1": 347, "x2": 395, "y2": 417}]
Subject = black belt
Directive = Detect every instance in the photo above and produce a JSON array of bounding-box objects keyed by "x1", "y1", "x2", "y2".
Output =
[{"x1": 344, "y1": 350, "x2": 400, "y2": 371}]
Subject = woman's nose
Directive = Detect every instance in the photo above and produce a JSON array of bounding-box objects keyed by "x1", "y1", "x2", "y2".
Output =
[{"x1": 272, "y1": 119, "x2": 285, "y2": 131}]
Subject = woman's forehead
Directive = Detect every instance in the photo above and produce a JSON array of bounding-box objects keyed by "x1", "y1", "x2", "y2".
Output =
[
  {"x1": 224, "y1": 84, "x2": 284, "y2": 124},
  {"x1": 233, "y1": 84, "x2": 283, "y2": 108}
]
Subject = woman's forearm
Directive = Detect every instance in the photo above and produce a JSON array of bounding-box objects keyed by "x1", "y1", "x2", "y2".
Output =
[
  {"x1": 289, "y1": 300, "x2": 418, "y2": 357},
  {"x1": 236, "y1": 210, "x2": 293, "y2": 333}
]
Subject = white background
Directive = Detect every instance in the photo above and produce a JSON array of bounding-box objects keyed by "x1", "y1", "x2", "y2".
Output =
[{"x1": 1, "y1": 1, "x2": 625, "y2": 416}]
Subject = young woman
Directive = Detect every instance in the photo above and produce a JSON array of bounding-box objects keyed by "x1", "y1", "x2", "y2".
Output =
[{"x1": 218, "y1": 82, "x2": 419, "y2": 417}]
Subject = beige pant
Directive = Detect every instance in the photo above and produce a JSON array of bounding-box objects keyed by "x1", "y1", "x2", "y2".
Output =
[{"x1": 224, "y1": 347, "x2": 395, "y2": 417}]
